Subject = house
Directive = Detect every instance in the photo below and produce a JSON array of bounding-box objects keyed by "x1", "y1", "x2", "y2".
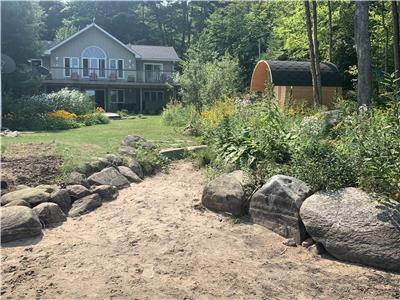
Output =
[
  {"x1": 32, "y1": 23, "x2": 180, "y2": 113},
  {"x1": 250, "y1": 60, "x2": 342, "y2": 107}
]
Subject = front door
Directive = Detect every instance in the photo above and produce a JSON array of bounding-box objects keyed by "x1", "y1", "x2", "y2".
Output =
[{"x1": 95, "y1": 90, "x2": 105, "y2": 109}]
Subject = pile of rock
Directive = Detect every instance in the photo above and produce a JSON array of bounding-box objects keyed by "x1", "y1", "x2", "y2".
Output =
[
  {"x1": 1, "y1": 135, "x2": 153, "y2": 243},
  {"x1": 201, "y1": 172, "x2": 400, "y2": 272}
]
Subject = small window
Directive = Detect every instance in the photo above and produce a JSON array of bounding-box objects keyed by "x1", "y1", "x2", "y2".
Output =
[
  {"x1": 110, "y1": 59, "x2": 124, "y2": 78},
  {"x1": 110, "y1": 89, "x2": 124, "y2": 103}
]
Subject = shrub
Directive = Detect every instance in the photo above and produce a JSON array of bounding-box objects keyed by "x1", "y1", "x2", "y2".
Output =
[
  {"x1": 162, "y1": 101, "x2": 200, "y2": 127},
  {"x1": 44, "y1": 109, "x2": 80, "y2": 130},
  {"x1": 76, "y1": 113, "x2": 110, "y2": 126}
]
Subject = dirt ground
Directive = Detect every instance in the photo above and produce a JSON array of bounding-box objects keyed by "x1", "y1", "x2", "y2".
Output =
[
  {"x1": 1, "y1": 143, "x2": 63, "y2": 192},
  {"x1": 1, "y1": 161, "x2": 399, "y2": 299}
]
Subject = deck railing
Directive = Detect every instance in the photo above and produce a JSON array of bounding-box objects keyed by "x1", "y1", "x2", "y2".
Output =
[{"x1": 36, "y1": 66, "x2": 175, "y2": 84}]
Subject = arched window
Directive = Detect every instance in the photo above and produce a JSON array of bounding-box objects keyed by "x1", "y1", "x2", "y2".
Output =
[
  {"x1": 81, "y1": 46, "x2": 106, "y2": 78},
  {"x1": 81, "y1": 46, "x2": 106, "y2": 59}
]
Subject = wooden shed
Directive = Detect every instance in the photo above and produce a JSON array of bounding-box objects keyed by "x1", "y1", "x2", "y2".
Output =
[{"x1": 250, "y1": 60, "x2": 342, "y2": 107}]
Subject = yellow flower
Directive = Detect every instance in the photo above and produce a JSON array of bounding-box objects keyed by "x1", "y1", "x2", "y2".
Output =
[
  {"x1": 96, "y1": 107, "x2": 105, "y2": 113},
  {"x1": 45, "y1": 110, "x2": 77, "y2": 120},
  {"x1": 201, "y1": 98, "x2": 236, "y2": 128}
]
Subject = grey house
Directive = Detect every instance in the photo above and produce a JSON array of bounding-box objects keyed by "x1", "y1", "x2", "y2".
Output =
[{"x1": 32, "y1": 23, "x2": 180, "y2": 113}]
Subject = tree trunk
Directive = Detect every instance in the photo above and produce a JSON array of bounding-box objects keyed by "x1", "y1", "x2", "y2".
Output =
[
  {"x1": 180, "y1": 1, "x2": 188, "y2": 58},
  {"x1": 381, "y1": 1, "x2": 389, "y2": 73},
  {"x1": 392, "y1": 1, "x2": 400, "y2": 91},
  {"x1": 312, "y1": 1, "x2": 322, "y2": 106},
  {"x1": 355, "y1": 1, "x2": 373, "y2": 107},
  {"x1": 304, "y1": 1, "x2": 319, "y2": 107},
  {"x1": 328, "y1": 1, "x2": 333, "y2": 62}
]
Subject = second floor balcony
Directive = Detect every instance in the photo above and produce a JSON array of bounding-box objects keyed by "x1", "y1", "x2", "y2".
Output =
[{"x1": 37, "y1": 66, "x2": 175, "y2": 84}]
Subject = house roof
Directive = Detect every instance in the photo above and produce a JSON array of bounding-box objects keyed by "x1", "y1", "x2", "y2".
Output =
[
  {"x1": 42, "y1": 23, "x2": 180, "y2": 62},
  {"x1": 264, "y1": 60, "x2": 342, "y2": 87},
  {"x1": 126, "y1": 44, "x2": 180, "y2": 62},
  {"x1": 44, "y1": 23, "x2": 142, "y2": 58}
]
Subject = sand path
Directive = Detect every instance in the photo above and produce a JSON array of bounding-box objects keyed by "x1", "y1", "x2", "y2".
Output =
[{"x1": 1, "y1": 161, "x2": 399, "y2": 299}]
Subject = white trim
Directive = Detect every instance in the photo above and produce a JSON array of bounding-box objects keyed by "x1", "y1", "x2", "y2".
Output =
[
  {"x1": 46, "y1": 23, "x2": 142, "y2": 58},
  {"x1": 81, "y1": 45, "x2": 107, "y2": 59},
  {"x1": 109, "y1": 58, "x2": 124, "y2": 79}
]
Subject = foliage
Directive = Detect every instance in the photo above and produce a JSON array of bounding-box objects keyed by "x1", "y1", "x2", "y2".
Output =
[
  {"x1": 202, "y1": 94, "x2": 400, "y2": 200},
  {"x1": 132, "y1": 145, "x2": 170, "y2": 175},
  {"x1": 201, "y1": 97, "x2": 237, "y2": 129},
  {"x1": 44, "y1": 110, "x2": 81, "y2": 130},
  {"x1": 76, "y1": 113, "x2": 110, "y2": 126},
  {"x1": 178, "y1": 52, "x2": 241, "y2": 110},
  {"x1": 161, "y1": 101, "x2": 199, "y2": 127}
]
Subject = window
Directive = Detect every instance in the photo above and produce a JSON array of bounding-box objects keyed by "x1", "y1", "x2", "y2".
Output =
[
  {"x1": 81, "y1": 46, "x2": 106, "y2": 78},
  {"x1": 64, "y1": 57, "x2": 79, "y2": 77},
  {"x1": 110, "y1": 59, "x2": 124, "y2": 79},
  {"x1": 144, "y1": 63, "x2": 163, "y2": 82},
  {"x1": 110, "y1": 89, "x2": 124, "y2": 103}
]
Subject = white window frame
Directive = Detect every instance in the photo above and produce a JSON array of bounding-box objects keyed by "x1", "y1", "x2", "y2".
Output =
[
  {"x1": 81, "y1": 46, "x2": 107, "y2": 78},
  {"x1": 143, "y1": 63, "x2": 163, "y2": 82},
  {"x1": 109, "y1": 58, "x2": 124, "y2": 79},
  {"x1": 64, "y1": 57, "x2": 79, "y2": 78},
  {"x1": 110, "y1": 89, "x2": 125, "y2": 103}
]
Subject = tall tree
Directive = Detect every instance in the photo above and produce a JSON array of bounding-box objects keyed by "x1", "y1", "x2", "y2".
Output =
[
  {"x1": 355, "y1": 1, "x2": 373, "y2": 107},
  {"x1": 327, "y1": 1, "x2": 333, "y2": 62},
  {"x1": 381, "y1": 1, "x2": 389, "y2": 72},
  {"x1": 392, "y1": 1, "x2": 400, "y2": 91},
  {"x1": 311, "y1": 1, "x2": 322, "y2": 106},
  {"x1": 304, "y1": 1, "x2": 320, "y2": 106}
]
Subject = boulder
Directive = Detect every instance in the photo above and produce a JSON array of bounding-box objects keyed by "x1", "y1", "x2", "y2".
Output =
[
  {"x1": 105, "y1": 154, "x2": 123, "y2": 166},
  {"x1": 1, "y1": 206, "x2": 42, "y2": 243},
  {"x1": 15, "y1": 184, "x2": 29, "y2": 190},
  {"x1": 128, "y1": 159, "x2": 144, "y2": 179},
  {"x1": 69, "y1": 194, "x2": 102, "y2": 217},
  {"x1": 77, "y1": 162, "x2": 96, "y2": 176},
  {"x1": 89, "y1": 158, "x2": 110, "y2": 172},
  {"x1": 64, "y1": 172, "x2": 89, "y2": 187},
  {"x1": 36, "y1": 184, "x2": 60, "y2": 194},
  {"x1": 91, "y1": 185, "x2": 118, "y2": 201},
  {"x1": 50, "y1": 189, "x2": 71, "y2": 214},
  {"x1": 4, "y1": 200, "x2": 31, "y2": 208},
  {"x1": 87, "y1": 167, "x2": 130, "y2": 189},
  {"x1": 1, "y1": 188, "x2": 50, "y2": 207},
  {"x1": 249, "y1": 175, "x2": 311, "y2": 244},
  {"x1": 122, "y1": 135, "x2": 146, "y2": 146},
  {"x1": 119, "y1": 146, "x2": 136, "y2": 156},
  {"x1": 117, "y1": 166, "x2": 142, "y2": 183},
  {"x1": 300, "y1": 188, "x2": 400, "y2": 272},
  {"x1": 201, "y1": 170, "x2": 254, "y2": 217},
  {"x1": 32, "y1": 203, "x2": 66, "y2": 226},
  {"x1": 159, "y1": 147, "x2": 185, "y2": 160},
  {"x1": 65, "y1": 185, "x2": 91, "y2": 201}
]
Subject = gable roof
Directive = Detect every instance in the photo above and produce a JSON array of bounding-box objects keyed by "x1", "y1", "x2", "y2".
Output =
[
  {"x1": 45, "y1": 23, "x2": 141, "y2": 58},
  {"x1": 126, "y1": 44, "x2": 180, "y2": 62}
]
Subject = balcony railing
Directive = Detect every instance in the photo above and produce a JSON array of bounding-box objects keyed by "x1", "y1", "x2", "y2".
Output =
[{"x1": 36, "y1": 66, "x2": 175, "y2": 84}]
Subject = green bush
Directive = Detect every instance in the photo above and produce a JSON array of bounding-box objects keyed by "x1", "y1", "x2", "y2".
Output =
[
  {"x1": 77, "y1": 113, "x2": 110, "y2": 126},
  {"x1": 202, "y1": 94, "x2": 400, "y2": 200},
  {"x1": 161, "y1": 101, "x2": 199, "y2": 127}
]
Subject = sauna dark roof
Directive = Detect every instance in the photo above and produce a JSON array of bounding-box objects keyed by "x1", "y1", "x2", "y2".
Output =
[{"x1": 267, "y1": 60, "x2": 342, "y2": 87}]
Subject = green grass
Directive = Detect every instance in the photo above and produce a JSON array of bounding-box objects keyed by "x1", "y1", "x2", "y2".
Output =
[{"x1": 1, "y1": 116, "x2": 199, "y2": 174}]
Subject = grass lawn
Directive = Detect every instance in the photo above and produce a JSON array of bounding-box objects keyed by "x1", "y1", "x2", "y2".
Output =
[{"x1": 1, "y1": 116, "x2": 199, "y2": 174}]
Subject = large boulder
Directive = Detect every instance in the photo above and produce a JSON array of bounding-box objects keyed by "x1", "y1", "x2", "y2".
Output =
[
  {"x1": 77, "y1": 158, "x2": 110, "y2": 176},
  {"x1": 87, "y1": 167, "x2": 130, "y2": 189},
  {"x1": 105, "y1": 154, "x2": 123, "y2": 166},
  {"x1": 1, "y1": 188, "x2": 50, "y2": 207},
  {"x1": 91, "y1": 185, "x2": 119, "y2": 201},
  {"x1": 4, "y1": 200, "x2": 31, "y2": 208},
  {"x1": 128, "y1": 159, "x2": 144, "y2": 179},
  {"x1": 202, "y1": 170, "x2": 254, "y2": 217},
  {"x1": 122, "y1": 135, "x2": 146, "y2": 146},
  {"x1": 32, "y1": 203, "x2": 66, "y2": 226},
  {"x1": 119, "y1": 146, "x2": 136, "y2": 156},
  {"x1": 300, "y1": 188, "x2": 400, "y2": 272},
  {"x1": 69, "y1": 194, "x2": 102, "y2": 217},
  {"x1": 35, "y1": 184, "x2": 60, "y2": 194},
  {"x1": 50, "y1": 189, "x2": 71, "y2": 214},
  {"x1": 64, "y1": 172, "x2": 89, "y2": 188},
  {"x1": 65, "y1": 185, "x2": 91, "y2": 202},
  {"x1": 1, "y1": 206, "x2": 42, "y2": 243},
  {"x1": 117, "y1": 166, "x2": 142, "y2": 183},
  {"x1": 249, "y1": 175, "x2": 311, "y2": 244}
]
